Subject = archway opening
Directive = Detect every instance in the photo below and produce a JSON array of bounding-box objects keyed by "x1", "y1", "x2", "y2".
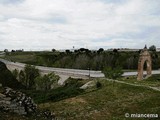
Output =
[{"x1": 143, "y1": 61, "x2": 147, "y2": 78}]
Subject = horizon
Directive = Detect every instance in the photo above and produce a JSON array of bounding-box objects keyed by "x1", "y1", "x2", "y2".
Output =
[{"x1": 0, "y1": 45, "x2": 158, "y2": 52}]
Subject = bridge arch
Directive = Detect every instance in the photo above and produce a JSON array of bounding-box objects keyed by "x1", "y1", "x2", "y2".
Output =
[{"x1": 137, "y1": 45, "x2": 152, "y2": 80}]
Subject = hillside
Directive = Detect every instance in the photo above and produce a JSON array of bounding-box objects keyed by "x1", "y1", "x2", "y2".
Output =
[
  {"x1": 39, "y1": 79, "x2": 160, "y2": 120},
  {"x1": 0, "y1": 61, "x2": 25, "y2": 89}
]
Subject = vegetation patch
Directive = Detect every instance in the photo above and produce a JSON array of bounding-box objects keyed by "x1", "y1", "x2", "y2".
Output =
[
  {"x1": 23, "y1": 78, "x2": 85, "y2": 104},
  {"x1": 38, "y1": 79, "x2": 160, "y2": 119},
  {"x1": 120, "y1": 75, "x2": 160, "y2": 88},
  {"x1": 0, "y1": 61, "x2": 25, "y2": 89},
  {"x1": 3, "y1": 50, "x2": 160, "y2": 70}
]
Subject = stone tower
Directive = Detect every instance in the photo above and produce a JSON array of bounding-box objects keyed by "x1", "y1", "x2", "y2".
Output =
[{"x1": 137, "y1": 45, "x2": 152, "y2": 80}]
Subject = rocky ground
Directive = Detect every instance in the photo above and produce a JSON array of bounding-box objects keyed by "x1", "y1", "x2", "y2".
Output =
[{"x1": 0, "y1": 87, "x2": 56, "y2": 120}]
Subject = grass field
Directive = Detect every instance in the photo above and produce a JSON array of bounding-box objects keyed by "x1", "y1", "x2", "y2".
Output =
[
  {"x1": 3, "y1": 52, "x2": 37, "y2": 64},
  {"x1": 0, "y1": 77, "x2": 160, "y2": 119},
  {"x1": 119, "y1": 75, "x2": 160, "y2": 88},
  {"x1": 2, "y1": 51, "x2": 59, "y2": 66},
  {"x1": 38, "y1": 79, "x2": 160, "y2": 120}
]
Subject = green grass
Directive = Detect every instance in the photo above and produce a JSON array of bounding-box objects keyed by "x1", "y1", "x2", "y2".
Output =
[
  {"x1": 122, "y1": 69, "x2": 137, "y2": 72},
  {"x1": 119, "y1": 75, "x2": 160, "y2": 88},
  {"x1": 38, "y1": 79, "x2": 160, "y2": 120},
  {"x1": 4, "y1": 53, "x2": 37, "y2": 64},
  {"x1": 1, "y1": 78, "x2": 160, "y2": 119},
  {"x1": 2, "y1": 51, "x2": 60, "y2": 66}
]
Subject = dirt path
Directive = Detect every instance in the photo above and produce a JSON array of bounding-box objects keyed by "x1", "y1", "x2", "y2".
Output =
[{"x1": 104, "y1": 78, "x2": 160, "y2": 92}]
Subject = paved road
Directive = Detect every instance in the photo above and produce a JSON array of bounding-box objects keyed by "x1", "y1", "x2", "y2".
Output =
[{"x1": 1, "y1": 58, "x2": 160, "y2": 78}]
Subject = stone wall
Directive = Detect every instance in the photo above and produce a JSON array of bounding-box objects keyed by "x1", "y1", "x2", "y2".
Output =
[
  {"x1": 0, "y1": 87, "x2": 36, "y2": 115},
  {"x1": 0, "y1": 87, "x2": 56, "y2": 119}
]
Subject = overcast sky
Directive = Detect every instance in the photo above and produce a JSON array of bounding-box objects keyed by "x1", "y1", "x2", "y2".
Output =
[{"x1": 0, "y1": 0, "x2": 160, "y2": 51}]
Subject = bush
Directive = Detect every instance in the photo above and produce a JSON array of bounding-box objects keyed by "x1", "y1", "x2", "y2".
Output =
[
  {"x1": 96, "y1": 81, "x2": 102, "y2": 88},
  {"x1": 35, "y1": 72, "x2": 60, "y2": 90},
  {"x1": 103, "y1": 66, "x2": 123, "y2": 79},
  {"x1": 149, "y1": 45, "x2": 156, "y2": 52},
  {"x1": 24, "y1": 78, "x2": 84, "y2": 103},
  {"x1": 64, "y1": 77, "x2": 84, "y2": 87}
]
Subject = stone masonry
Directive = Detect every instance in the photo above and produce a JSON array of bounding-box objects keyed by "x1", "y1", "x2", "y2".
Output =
[
  {"x1": 0, "y1": 87, "x2": 56, "y2": 119},
  {"x1": 137, "y1": 45, "x2": 152, "y2": 80},
  {"x1": 0, "y1": 87, "x2": 36, "y2": 115}
]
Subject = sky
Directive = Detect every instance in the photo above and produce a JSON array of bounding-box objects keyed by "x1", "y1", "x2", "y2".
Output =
[{"x1": 0, "y1": 0, "x2": 160, "y2": 51}]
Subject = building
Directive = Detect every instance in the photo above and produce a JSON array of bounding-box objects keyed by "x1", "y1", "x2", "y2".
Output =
[{"x1": 157, "y1": 48, "x2": 160, "y2": 52}]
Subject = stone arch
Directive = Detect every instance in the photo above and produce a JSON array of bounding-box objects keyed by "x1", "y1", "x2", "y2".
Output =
[{"x1": 137, "y1": 46, "x2": 152, "y2": 80}]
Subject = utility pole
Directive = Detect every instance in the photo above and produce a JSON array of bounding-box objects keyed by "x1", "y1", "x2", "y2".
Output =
[{"x1": 88, "y1": 67, "x2": 90, "y2": 79}]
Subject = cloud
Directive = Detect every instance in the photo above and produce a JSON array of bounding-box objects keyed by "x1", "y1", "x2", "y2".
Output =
[
  {"x1": 0, "y1": 0, "x2": 24, "y2": 4},
  {"x1": 0, "y1": 0, "x2": 160, "y2": 50}
]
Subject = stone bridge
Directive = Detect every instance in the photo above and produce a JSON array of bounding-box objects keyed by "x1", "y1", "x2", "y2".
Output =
[{"x1": 0, "y1": 58, "x2": 104, "y2": 85}]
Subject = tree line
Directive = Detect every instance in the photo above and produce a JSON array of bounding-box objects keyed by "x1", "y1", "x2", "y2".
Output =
[{"x1": 35, "y1": 46, "x2": 160, "y2": 71}]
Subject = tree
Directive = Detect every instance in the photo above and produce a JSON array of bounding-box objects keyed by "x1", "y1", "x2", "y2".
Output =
[
  {"x1": 12, "y1": 69, "x2": 19, "y2": 79},
  {"x1": 103, "y1": 66, "x2": 123, "y2": 86},
  {"x1": 74, "y1": 50, "x2": 78, "y2": 53},
  {"x1": 65, "y1": 49, "x2": 70, "y2": 54},
  {"x1": 85, "y1": 49, "x2": 91, "y2": 54},
  {"x1": 96, "y1": 81, "x2": 102, "y2": 88},
  {"x1": 11, "y1": 50, "x2": 16, "y2": 52},
  {"x1": 19, "y1": 70, "x2": 25, "y2": 85},
  {"x1": 52, "y1": 48, "x2": 56, "y2": 52},
  {"x1": 97, "y1": 48, "x2": 104, "y2": 54},
  {"x1": 24, "y1": 65, "x2": 40, "y2": 89},
  {"x1": 35, "y1": 72, "x2": 60, "y2": 90},
  {"x1": 103, "y1": 66, "x2": 123, "y2": 79},
  {"x1": 149, "y1": 45, "x2": 156, "y2": 52},
  {"x1": 35, "y1": 76, "x2": 47, "y2": 90},
  {"x1": 79, "y1": 48, "x2": 86, "y2": 52},
  {"x1": 74, "y1": 54, "x2": 90, "y2": 69},
  {"x1": 113, "y1": 49, "x2": 118, "y2": 53},
  {"x1": 4, "y1": 49, "x2": 8, "y2": 52},
  {"x1": 48, "y1": 72, "x2": 60, "y2": 82}
]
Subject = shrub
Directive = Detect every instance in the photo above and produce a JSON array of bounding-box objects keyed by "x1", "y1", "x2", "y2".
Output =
[
  {"x1": 103, "y1": 66, "x2": 123, "y2": 79},
  {"x1": 24, "y1": 78, "x2": 84, "y2": 103},
  {"x1": 35, "y1": 72, "x2": 60, "y2": 90},
  {"x1": 96, "y1": 81, "x2": 102, "y2": 88}
]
